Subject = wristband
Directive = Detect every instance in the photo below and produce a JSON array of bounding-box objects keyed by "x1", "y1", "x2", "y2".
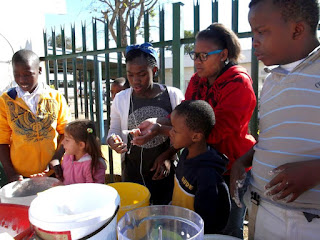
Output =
[{"x1": 50, "y1": 159, "x2": 60, "y2": 167}]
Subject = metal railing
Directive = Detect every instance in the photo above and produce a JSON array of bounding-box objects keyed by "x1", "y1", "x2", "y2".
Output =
[{"x1": 41, "y1": 0, "x2": 259, "y2": 181}]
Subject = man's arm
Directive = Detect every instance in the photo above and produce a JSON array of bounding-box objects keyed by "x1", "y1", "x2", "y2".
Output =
[
  {"x1": 230, "y1": 146, "x2": 255, "y2": 204},
  {"x1": 151, "y1": 146, "x2": 179, "y2": 180},
  {"x1": 0, "y1": 144, "x2": 19, "y2": 183},
  {"x1": 49, "y1": 135, "x2": 65, "y2": 181}
]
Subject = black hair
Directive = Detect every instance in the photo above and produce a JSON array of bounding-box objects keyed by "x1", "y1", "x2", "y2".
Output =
[
  {"x1": 196, "y1": 23, "x2": 241, "y2": 64},
  {"x1": 173, "y1": 100, "x2": 215, "y2": 138},
  {"x1": 249, "y1": 0, "x2": 319, "y2": 33},
  {"x1": 65, "y1": 119, "x2": 105, "y2": 181},
  {"x1": 12, "y1": 49, "x2": 40, "y2": 67},
  {"x1": 113, "y1": 77, "x2": 130, "y2": 88},
  {"x1": 125, "y1": 49, "x2": 158, "y2": 68}
]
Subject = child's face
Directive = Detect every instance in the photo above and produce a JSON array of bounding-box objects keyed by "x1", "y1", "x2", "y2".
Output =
[
  {"x1": 126, "y1": 56, "x2": 157, "y2": 97},
  {"x1": 62, "y1": 132, "x2": 84, "y2": 157},
  {"x1": 111, "y1": 83, "x2": 125, "y2": 100},
  {"x1": 194, "y1": 39, "x2": 226, "y2": 79},
  {"x1": 13, "y1": 61, "x2": 40, "y2": 93},
  {"x1": 249, "y1": 0, "x2": 296, "y2": 66},
  {"x1": 169, "y1": 111, "x2": 194, "y2": 149}
]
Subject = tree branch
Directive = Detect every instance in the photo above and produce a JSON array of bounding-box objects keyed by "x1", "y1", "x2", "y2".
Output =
[
  {"x1": 135, "y1": 0, "x2": 144, "y2": 32},
  {"x1": 145, "y1": 0, "x2": 157, "y2": 11}
]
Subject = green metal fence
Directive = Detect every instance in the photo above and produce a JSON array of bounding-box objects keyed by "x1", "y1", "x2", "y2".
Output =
[{"x1": 41, "y1": 0, "x2": 259, "y2": 181}]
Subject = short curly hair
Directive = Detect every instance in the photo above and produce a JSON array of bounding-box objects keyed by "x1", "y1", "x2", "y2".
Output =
[
  {"x1": 12, "y1": 49, "x2": 40, "y2": 67},
  {"x1": 173, "y1": 100, "x2": 215, "y2": 139},
  {"x1": 249, "y1": 0, "x2": 319, "y2": 33}
]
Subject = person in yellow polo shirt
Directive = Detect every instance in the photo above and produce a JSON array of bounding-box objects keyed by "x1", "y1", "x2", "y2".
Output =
[{"x1": 0, "y1": 49, "x2": 70, "y2": 185}]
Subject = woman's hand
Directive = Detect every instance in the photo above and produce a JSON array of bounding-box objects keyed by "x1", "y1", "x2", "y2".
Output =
[
  {"x1": 107, "y1": 134, "x2": 128, "y2": 154},
  {"x1": 132, "y1": 118, "x2": 161, "y2": 146}
]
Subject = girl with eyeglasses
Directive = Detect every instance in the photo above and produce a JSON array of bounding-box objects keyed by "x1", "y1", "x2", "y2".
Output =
[{"x1": 186, "y1": 22, "x2": 256, "y2": 238}]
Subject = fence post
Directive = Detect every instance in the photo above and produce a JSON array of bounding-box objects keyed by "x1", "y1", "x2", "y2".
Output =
[
  {"x1": 92, "y1": 19, "x2": 104, "y2": 142},
  {"x1": 250, "y1": 47, "x2": 259, "y2": 140},
  {"x1": 159, "y1": 5, "x2": 165, "y2": 84},
  {"x1": 172, "y1": 2, "x2": 184, "y2": 91},
  {"x1": 52, "y1": 29, "x2": 58, "y2": 90},
  {"x1": 193, "y1": 1, "x2": 200, "y2": 73},
  {"x1": 82, "y1": 23, "x2": 89, "y2": 118},
  {"x1": 144, "y1": 10, "x2": 150, "y2": 43},
  {"x1": 43, "y1": 31, "x2": 50, "y2": 85},
  {"x1": 212, "y1": 0, "x2": 218, "y2": 23},
  {"x1": 130, "y1": 13, "x2": 136, "y2": 45},
  {"x1": 94, "y1": 60, "x2": 105, "y2": 143},
  {"x1": 105, "y1": 20, "x2": 114, "y2": 182},
  {"x1": 232, "y1": 0, "x2": 239, "y2": 33},
  {"x1": 116, "y1": 17, "x2": 123, "y2": 77},
  {"x1": 61, "y1": 27, "x2": 69, "y2": 102},
  {"x1": 194, "y1": 1, "x2": 200, "y2": 35},
  {"x1": 71, "y1": 24, "x2": 78, "y2": 119}
]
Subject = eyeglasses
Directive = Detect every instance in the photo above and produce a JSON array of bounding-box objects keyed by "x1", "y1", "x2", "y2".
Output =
[{"x1": 189, "y1": 49, "x2": 223, "y2": 61}]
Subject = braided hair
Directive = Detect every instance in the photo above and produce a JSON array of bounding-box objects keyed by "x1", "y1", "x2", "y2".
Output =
[{"x1": 125, "y1": 49, "x2": 158, "y2": 69}]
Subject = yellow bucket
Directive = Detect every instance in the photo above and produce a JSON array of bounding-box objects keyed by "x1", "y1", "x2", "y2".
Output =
[{"x1": 108, "y1": 182, "x2": 150, "y2": 221}]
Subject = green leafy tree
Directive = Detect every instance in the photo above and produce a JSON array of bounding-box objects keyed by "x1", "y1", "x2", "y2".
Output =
[
  {"x1": 48, "y1": 34, "x2": 72, "y2": 49},
  {"x1": 166, "y1": 30, "x2": 194, "y2": 55},
  {"x1": 184, "y1": 30, "x2": 194, "y2": 54},
  {"x1": 48, "y1": 34, "x2": 82, "y2": 51}
]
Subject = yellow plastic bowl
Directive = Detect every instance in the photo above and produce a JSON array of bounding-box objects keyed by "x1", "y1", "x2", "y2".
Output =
[{"x1": 108, "y1": 182, "x2": 150, "y2": 221}]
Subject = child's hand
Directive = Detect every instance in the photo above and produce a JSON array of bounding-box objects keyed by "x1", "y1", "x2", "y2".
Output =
[
  {"x1": 108, "y1": 134, "x2": 128, "y2": 154},
  {"x1": 129, "y1": 128, "x2": 141, "y2": 138}
]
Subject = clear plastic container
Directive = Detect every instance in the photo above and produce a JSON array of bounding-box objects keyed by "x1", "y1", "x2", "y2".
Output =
[{"x1": 117, "y1": 205, "x2": 204, "y2": 240}]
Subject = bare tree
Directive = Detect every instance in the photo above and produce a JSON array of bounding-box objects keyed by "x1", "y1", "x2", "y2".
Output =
[{"x1": 92, "y1": 0, "x2": 158, "y2": 47}]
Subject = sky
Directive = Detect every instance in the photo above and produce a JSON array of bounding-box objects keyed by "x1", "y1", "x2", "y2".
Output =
[{"x1": 45, "y1": 0, "x2": 252, "y2": 50}]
